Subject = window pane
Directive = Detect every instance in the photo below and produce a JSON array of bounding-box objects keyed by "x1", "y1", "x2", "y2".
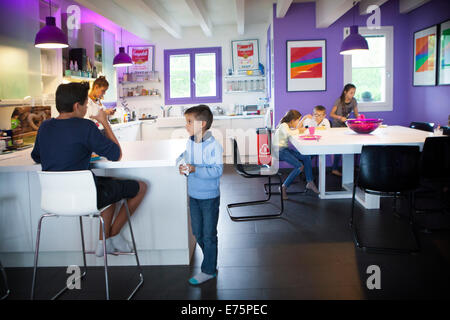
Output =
[
  {"x1": 352, "y1": 36, "x2": 385, "y2": 68},
  {"x1": 169, "y1": 54, "x2": 191, "y2": 98},
  {"x1": 352, "y1": 67, "x2": 385, "y2": 103},
  {"x1": 195, "y1": 53, "x2": 216, "y2": 97}
]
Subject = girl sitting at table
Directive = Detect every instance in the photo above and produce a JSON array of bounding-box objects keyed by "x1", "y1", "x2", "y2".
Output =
[
  {"x1": 273, "y1": 109, "x2": 319, "y2": 200},
  {"x1": 329, "y1": 83, "x2": 359, "y2": 176}
]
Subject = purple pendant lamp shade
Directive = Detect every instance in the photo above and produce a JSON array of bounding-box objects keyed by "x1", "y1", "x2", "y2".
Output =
[
  {"x1": 113, "y1": 47, "x2": 133, "y2": 67},
  {"x1": 35, "y1": 17, "x2": 68, "y2": 49},
  {"x1": 340, "y1": 25, "x2": 369, "y2": 55}
]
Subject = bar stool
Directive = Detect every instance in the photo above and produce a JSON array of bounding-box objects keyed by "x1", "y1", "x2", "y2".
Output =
[
  {"x1": 0, "y1": 260, "x2": 10, "y2": 300},
  {"x1": 31, "y1": 170, "x2": 144, "y2": 300}
]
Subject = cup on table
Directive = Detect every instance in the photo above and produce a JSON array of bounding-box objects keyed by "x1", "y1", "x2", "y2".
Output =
[{"x1": 308, "y1": 126, "x2": 315, "y2": 135}]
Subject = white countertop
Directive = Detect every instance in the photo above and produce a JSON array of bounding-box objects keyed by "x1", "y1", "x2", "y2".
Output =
[
  {"x1": 0, "y1": 139, "x2": 187, "y2": 172},
  {"x1": 289, "y1": 125, "x2": 433, "y2": 155}
]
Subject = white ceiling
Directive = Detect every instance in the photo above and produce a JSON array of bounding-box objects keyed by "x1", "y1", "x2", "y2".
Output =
[{"x1": 75, "y1": 0, "x2": 428, "y2": 41}]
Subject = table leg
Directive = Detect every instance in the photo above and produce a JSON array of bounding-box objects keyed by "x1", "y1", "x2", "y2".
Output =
[
  {"x1": 342, "y1": 154, "x2": 354, "y2": 189},
  {"x1": 319, "y1": 154, "x2": 326, "y2": 199}
]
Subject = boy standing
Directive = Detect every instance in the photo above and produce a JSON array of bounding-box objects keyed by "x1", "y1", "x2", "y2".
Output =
[{"x1": 178, "y1": 105, "x2": 223, "y2": 285}]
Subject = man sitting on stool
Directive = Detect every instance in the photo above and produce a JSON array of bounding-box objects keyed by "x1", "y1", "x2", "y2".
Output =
[{"x1": 31, "y1": 82, "x2": 147, "y2": 256}]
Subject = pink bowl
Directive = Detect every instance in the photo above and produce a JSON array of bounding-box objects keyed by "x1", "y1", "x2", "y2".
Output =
[{"x1": 346, "y1": 118, "x2": 383, "y2": 134}]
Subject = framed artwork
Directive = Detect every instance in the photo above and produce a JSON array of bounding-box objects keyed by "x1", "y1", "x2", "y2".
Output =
[
  {"x1": 438, "y1": 19, "x2": 450, "y2": 85},
  {"x1": 127, "y1": 45, "x2": 155, "y2": 73},
  {"x1": 266, "y1": 26, "x2": 271, "y2": 98},
  {"x1": 286, "y1": 40, "x2": 326, "y2": 92},
  {"x1": 231, "y1": 39, "x2": 259, "y2": 73},
  {"x1": 413, "y1": 25, "x2": 437, "y2": 86}
]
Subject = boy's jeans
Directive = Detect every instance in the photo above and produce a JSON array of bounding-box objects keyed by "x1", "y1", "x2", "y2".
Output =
[{"x1": 189, "y1": 196, "x2": 220, "y2": 275}]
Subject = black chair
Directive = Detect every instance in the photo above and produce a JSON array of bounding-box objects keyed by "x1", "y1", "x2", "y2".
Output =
[
  {"x1": 409, "y1": 121, "x2": 434, "y2": 132},
  {"x1": 414, "y1": 136, "x2": 450, "y2": 218},
  {"x1": 227, "y1": 137, "x2": 284, "y2": 221},
  {"x1": 0, "y1": 260, "x2": 9, "y2": 300},
  {"x1": 350, "y1": 145, "x2": 421, "y2": 254},
  {"x1": 441, "y1": 126, "x2": 450, "y2": 136}
]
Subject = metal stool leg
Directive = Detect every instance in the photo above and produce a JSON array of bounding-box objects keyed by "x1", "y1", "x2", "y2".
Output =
[
  {"x1": 51, "y1": 216, "x2": 89, "y2": 300},
  {"x1": 99, "y1": 216, "x2": 110, "y2": 300},
  {"x1": 0, "y1": 260, "x2": 10, "y2": 300},
  {"x1": 31, "y1": 213, "x2": 55, "y2": 300},
  {"x1": 123, "y1": 200, "x2": 144, "y2": 300}
]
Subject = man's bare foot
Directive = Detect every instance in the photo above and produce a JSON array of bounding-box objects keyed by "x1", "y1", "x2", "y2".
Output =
[{"x1": 331, "y1": 170, "x2": 342, "y2": 177}]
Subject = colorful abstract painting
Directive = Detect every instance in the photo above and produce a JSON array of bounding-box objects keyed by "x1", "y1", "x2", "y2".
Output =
[
  {"x1": 290, "y1": 47, "x2": 323, "y2": 79},
  {"x1": 438, "y1": 20, "x2": 450, "y2": 85},
  {"x1": 415, "y1": 34, "x2": 436, "y2": 72},
  {"x1": 441, "y1": 28, "x2": 450, "y2": 69},
  {"x1": 413, "y1": 25, "x2": 437, "y2": 86},
  {"x1": 287, "y1": 40, "x2": 326, "y2": 91}
]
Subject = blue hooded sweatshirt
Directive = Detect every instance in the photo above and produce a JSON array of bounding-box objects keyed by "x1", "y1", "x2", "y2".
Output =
[{"x1": 177, "y1": 131, "x2": 223, "y2": 200}]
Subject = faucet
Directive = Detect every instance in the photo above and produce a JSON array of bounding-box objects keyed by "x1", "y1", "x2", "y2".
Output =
[
  {"x1": 161, "y1": 106, "x2": 173, "y2": 117},
  {"x1": 214, "y1": 106, "x2": 224, "y2": 115}
]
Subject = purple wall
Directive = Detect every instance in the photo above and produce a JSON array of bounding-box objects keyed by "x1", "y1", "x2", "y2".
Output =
[
  {"x1": 273, "y1": 0, "x2": 449, "y2": 127},
  {"x1": 406, "y1": 0, "x2": 450, "y2": 126}
]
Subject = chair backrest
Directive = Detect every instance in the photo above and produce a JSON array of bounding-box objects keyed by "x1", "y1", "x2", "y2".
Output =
[
  {"x1": 419, "y1": 136, "x2": 450, "y2": 183},
  {"x1": 37, "y1": 170, "x2": 99, "y2": 216},
  {"x1": 358, "y1": 145, "x2": 421, "y2": 192},
  {"x1": 230, "y1": 137, "x2": 246, "y2": 175},
  {"x1": 409, "y1": 121, "x2": 434, "y2": 132}
]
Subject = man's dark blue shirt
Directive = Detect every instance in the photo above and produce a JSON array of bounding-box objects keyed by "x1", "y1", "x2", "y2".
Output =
[{"x1": 31, "y1": 118, "x2": 120, "y2": 171}]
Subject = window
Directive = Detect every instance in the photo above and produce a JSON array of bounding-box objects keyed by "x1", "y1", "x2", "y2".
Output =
[
  {"x1": 343, "y1": 26, "x2": 393, "y2": 112},
  {"x1": 164, "y1": 47, "x2": 222, "y2": 105}
]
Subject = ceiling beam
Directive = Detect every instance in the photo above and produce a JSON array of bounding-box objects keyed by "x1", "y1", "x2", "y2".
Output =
[
  {"x1": 113, "y1": 0, "x2": 182, "y2": 39},
  {"x1": 359, "y1": 0, "x2": 389, "y2": 15},
  {"x1": 185, "y1": 0, "x2": 213, "y2": 37},
  {"x1": 276, "y1": 0, "x2": 293, "y2": 18},
  {"x1": 399, "y1": 0, "x2": 431, "y2": 13},
  {"x1": 316, "y1": 0, "x2": 355, "y2": 28},
  {"x1": 73, "y1": 0, "x2": 153, "y2": 41},
  {"x1": 235, "y1": 0, "x2": 245, "y2": 35}
]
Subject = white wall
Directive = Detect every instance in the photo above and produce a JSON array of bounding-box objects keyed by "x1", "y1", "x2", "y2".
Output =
[{"x1": 121, "y1": 23, "x2": 270, "y2": 118}]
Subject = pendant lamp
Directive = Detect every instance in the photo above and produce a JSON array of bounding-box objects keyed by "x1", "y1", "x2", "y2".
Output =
[
  {"x1": 340, "y1": 1, "x2": 369, "y2": 55},
  {"x1": 113, "y1": 29, "x2": 133, "y2": 67},
  {"x1": 34, "y1": 1, "x2": 68, "y2": 49}
]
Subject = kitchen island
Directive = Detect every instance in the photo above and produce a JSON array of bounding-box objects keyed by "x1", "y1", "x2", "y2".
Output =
[{"x1": 0, "y1": 139, "x2": 196, "y2": 268}]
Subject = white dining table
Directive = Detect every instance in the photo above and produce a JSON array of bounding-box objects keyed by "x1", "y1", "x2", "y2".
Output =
[{"x1": 288, "y1": 125, "x2": 433, "y2": 209}]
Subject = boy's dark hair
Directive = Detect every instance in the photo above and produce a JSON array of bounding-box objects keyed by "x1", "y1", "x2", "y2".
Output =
[
  {"x1": 184, "y1": 105, "x2": 214, "y2": 130},
  {"x1": 55, "y1": 82, "x2": 90, "y2": 113},
  {"x1": 313, "y1": 105, "x2": 326, "y2": 113}
]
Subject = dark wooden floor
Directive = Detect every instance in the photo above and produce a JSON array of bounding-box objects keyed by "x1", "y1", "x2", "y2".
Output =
[{"x1": 2, "y1": 164, "x2": 450, "y2": 300}]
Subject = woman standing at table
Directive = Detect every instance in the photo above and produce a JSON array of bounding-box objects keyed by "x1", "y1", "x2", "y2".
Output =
[
  {"x1": 85, "y1": 76, "x2": 115, "y2": 129},
  {"x1": 329, "y1": 83, "x2": 359, "y2": 176}
]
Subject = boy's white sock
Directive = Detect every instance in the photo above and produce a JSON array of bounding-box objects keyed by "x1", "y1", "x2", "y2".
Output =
[
  {"x1": 95, "y1": 238, "x2": 116, "y2": 257},
  {"x1": 188, "y1": 272, "x2": 217, "y2": 285},
  {"x1": 110, "y1": 233, "x2": 133, "y2": 253}
]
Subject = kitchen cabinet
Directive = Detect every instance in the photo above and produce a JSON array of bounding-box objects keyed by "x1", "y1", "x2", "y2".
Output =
[
  {"x1": 112, "y1": 122, "x2": 141, "y2": 142},
  {"x1": 78, "y1": 23, "x2": 116, "y2": 102}
]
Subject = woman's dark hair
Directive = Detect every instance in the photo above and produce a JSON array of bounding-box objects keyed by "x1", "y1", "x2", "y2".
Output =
[
  {"x1": 93, "y1": 76, "x2": 109, "y2": 89},
  {"x1": 55, "y1": 82, "x2": 90, "y2": 113},
  {"x1": 184, "y1": 105, "x2": 214, "y2": 130},
  {"x1": 279, "y1": 109, "x2": 302, "y2": 127},
  {"x1": 340, "y1": 83, "x2": 356, "y2": 104}
]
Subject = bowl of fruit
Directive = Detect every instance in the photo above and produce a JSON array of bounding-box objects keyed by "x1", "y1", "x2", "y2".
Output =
[{"x1": 346, "y1": 115, "x2": 383, "y2": 134}]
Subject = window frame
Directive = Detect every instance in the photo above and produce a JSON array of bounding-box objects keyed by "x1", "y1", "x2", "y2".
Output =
[
  {"x1": 343, "y1": 26, "x2": 394, "y2": 112},
  {"x1": 163, "y1": 47, "x2": 222, "y2": 105}
]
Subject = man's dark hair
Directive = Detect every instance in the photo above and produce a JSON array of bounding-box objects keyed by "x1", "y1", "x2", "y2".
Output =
[
  {"x1": 313, "y1": 105, "x2": 326, "y2": 113},
  {"x1": 55, "y1": 82, "x2": 90, "y2": 113},
  {"x1": 184, "y1": 105, "x2": 214, "y2": 130}
]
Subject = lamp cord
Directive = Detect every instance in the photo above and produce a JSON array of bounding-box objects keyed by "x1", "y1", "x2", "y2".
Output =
[{"x1": 49, "y1": 0, "x2": 52, "y2": 17}]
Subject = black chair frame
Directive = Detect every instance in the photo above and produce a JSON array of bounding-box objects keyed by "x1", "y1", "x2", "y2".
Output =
[{"x1": 227, "y1": 138, "x2": 285, "y2": 221}]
